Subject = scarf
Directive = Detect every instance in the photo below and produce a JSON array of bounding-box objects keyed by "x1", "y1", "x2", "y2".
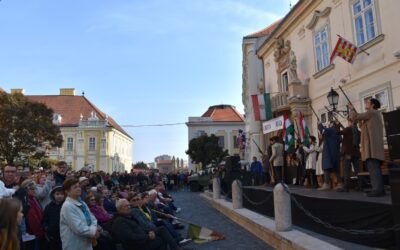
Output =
[{"x1": 78, "y1": 198, "x2": 92, "y2": 226}]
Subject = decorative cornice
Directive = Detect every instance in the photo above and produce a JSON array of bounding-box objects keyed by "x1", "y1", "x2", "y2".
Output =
[{"x1": 306, "y1": 7, "x2": 331, "y2": 30}]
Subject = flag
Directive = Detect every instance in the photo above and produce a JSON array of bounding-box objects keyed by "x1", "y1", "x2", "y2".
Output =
[
  {"x1": 251, "y1": 93, "x2": 272, "y2": 121},
  {"x1": 187, "y1": 223, "x2": 225, "y2": 243},
  {"x1": 299, "y1": 112, "x2": 310, "y2": 147},
  {"x1": 330, "y1": 36, "x2": 359, "y2": 64},
  {"x1": 282, "y1": 113, "x2": 295, "y2": 152}
]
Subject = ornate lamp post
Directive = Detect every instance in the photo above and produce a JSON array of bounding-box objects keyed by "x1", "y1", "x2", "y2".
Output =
[{"x1": 326, "y1": 87, "x2": 348, "y2": 116}]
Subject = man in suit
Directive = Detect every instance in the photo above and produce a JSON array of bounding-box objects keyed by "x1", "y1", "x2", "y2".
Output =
[{"x1": 269, "y1": 136, "x2": 284, "y2": 183}]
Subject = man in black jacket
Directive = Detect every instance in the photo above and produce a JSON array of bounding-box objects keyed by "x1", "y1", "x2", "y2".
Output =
[{"x1": 111, "y1": 199, "x2": 167, "y2": 250}]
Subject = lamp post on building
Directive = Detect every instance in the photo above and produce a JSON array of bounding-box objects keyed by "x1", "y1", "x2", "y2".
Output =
[{"x1": 326, "y1": 87, "x2": 348, "y2": 117}]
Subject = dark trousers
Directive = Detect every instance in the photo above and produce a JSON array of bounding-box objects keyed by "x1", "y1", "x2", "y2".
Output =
[
  {"x1": 304, "y1": 169, "x2": 318, "y2": 187},
  {"x1": 155, "y1": 226, "x2": 180, "y2": 250},
  {"x1": 366, "y1": 158, "x2": 384, "y2": 193},
  {"x1": 274, "y1": 166, "x2": 282, "y2": 183},
  {"x1": 344, "y1": 156, "x2": 362, "y2": 190}
]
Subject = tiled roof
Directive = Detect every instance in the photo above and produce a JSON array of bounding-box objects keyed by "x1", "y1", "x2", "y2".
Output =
[
  {"x1": 0, "y1": 88, "x2": 6, "y2": 93},
  {"x1": 25, "y1": 95, "x2": 132, "y2": 139},
  {"x1": 201, "y1": 105, "x2": 244, "y2": 122},
  {"x1": 157, "y1": 160, "x2": 174, "y2": 164},
  {"x1": 244, "y1": 19, "x2": 282, "y2": 39}
]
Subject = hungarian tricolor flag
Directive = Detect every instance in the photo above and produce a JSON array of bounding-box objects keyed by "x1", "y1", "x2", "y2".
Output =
[
  {"x1": 282, "y1": 113, "x2": 294, "y2": 152},
  {"x1": 330, "y1": 36, "x2": 359, "y2": 64},
  {"x1": 187, "y1": 223, "x2": 225, "y2": 243},
  {"x1": 299, "y1": 112, "x2": 310, "y2": 147},
  {"x1": 251, "y1": 93, "x2": 272, "y2": 121}
]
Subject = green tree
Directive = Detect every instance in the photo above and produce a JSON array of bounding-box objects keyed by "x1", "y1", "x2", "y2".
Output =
[
  {"x1": 0, "y1": 93, "x2": 63, "y2": 164},
  {"x1": 185, "y1": 134, "x2": 228, "y2": 170},
  {"x1": 133, "y1": 161, "x2": 148, "y2": 169}
]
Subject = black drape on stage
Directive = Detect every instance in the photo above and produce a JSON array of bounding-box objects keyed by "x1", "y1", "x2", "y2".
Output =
[{"x1": 242, "y1": 187, "x2": 395, "y2": 248}]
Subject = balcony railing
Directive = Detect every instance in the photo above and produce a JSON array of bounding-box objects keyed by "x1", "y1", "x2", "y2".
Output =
[{"x1": 270, "y1": 92, "x2": 289, "y2": 112}]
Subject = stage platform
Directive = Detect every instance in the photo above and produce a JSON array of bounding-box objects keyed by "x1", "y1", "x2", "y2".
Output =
[{"x1": 241, "y1": 185, "x2": 396, "y2": 248}]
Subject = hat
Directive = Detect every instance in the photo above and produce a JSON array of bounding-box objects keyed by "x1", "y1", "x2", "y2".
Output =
[
  {"x1": 90, "y1": 187, "x2": 97, "y2": 192},
  {"x1": 50, "y1": 186, "x2": 64, "y2": 200},
  {"x1": 79, "y1": 177, "x2": 88, "y2": 183}
]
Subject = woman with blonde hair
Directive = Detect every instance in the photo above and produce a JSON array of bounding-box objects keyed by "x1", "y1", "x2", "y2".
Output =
[{"x1": 0, "y1": 198, "x2": 23, "y2": 250}]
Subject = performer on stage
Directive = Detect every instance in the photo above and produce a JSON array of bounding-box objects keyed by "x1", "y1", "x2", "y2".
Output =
[
  {"x1": 302, "y1": 136, "x2": 318, "y2": 188},
  {"x1": 349, "y1": 99, "x2": 385, "y2": 197},
  {"x1": 269, "y1": 136, "x2": 284, "y2": 183},
  {"x1": 317, "y1": 121, "x2": 344, "y2": 191}
]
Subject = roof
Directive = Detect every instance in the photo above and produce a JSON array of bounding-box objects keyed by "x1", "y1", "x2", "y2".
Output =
[
  {"x1": 0, "y1": 88, "x2": 6, "y2": 93},
  {"x1": 244, "y1": 19, "x2": 282, "y2": 39},
  {"x1": 25, "y1": 95, "x2": 132, "y2": 139},
  {"x1": 157, "y1": 160, "x2": 174, "y2": 164},
  {"x1": 201, "y1": 105, "x2": 244, "y2": 122}
]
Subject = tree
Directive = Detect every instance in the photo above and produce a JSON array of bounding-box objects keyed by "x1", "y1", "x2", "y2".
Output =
[
  {"x1": 0, "y1": 93, "x2": 63, "y2": 164},
  {"x1": 133, "y1": 161, "x2": 148, "y2": 170},
  {"x1": 185, "y1": 134, "x2": 228, "y2": 170}
]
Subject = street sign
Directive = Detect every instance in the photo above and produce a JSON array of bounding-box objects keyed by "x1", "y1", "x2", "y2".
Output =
[{"x1": 262, "y1": 116, "x2": 284, "y2": 134}]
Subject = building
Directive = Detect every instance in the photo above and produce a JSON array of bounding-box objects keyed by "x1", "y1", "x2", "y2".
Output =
[
  {"x1": 244, "y1": 0, "x2": 400, "y2": 150},
  {"x1": 242, "y1": 20, "x2": 281, "y2": 163},
  {"x1": 186, "y1": 104, "x2": 245, "y2": 171},
  {"x1": 12, "y1": 88, "x2": 133, "y2": 172}
]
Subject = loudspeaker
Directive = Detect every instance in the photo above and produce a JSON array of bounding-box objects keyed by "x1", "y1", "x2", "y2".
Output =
[
  {"x1": 383, "y1": 110, "x2": 400, "y2": 136},
  {"x1": 387, "y1": 135, "x2": 400, "y2": 160}
]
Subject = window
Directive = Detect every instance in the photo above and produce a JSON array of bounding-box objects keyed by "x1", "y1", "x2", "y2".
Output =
[
  {"x1": 89, "y1": 137, "x2": 96, "y2": 151},
  {"x1": 196, "y1": 130, "x2": 207, "y2": 137},
  {"x1": 281, "y1": 72, "x2": 288, "y2": 92},
  {"x1": 320, "y1": 111, "x2": 334, "y2": 124},
  {"x1": 233, "y1": 135, "x2": 239, "y2": 149},
  {"x1": 314, "y1": 25, "x2": 330, "y2": 71},
  {"x1": 352, "y1": 0, "x2": 378, "y2": 46},
  {"x1": 217, "y1": 136, "x2": 224, "y2": 148},
  {"x1": 362, "y1": 89, "x2": 389, "y2": 112},
  {"x1": 66, "y1": 137, "x2": 73, "y2": 151}
]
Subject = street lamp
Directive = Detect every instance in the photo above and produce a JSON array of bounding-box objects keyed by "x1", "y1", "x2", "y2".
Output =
[
  {"x1": 327, "y1": 88, "x2": 339, "y2": 111},
  {"x1": 326, "y1": 87, "x2": 348, "y2": 117}
]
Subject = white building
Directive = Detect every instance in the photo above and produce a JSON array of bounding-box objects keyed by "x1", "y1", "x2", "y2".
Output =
[{"x1": 186, "y1": 105, "x2": 245, "y2": 171}]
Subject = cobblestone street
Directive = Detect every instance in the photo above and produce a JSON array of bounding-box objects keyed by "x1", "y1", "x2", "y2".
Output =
[{"x1": 172, "y1": 189, "x2": 273, "y2": 250}]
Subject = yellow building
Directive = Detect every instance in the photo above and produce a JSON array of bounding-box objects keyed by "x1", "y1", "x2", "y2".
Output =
[
  {"x1": 22, "y1": 88, "x2": 133, "y2": 172},
  {"x1": 244, "y1": 0, "x2": 400, "y2": 149}
]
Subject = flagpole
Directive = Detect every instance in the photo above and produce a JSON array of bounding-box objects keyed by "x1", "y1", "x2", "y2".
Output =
[
  {"x1": 324, "y1": 106, "x2": 344, "y2": 128},
  {"x1": 309, "y1": 104, "x2": 320, "y2": 122},
  {"x1": 336, "y1": 34, "x2": 369, "y2": 56},
  {"x1": 338, "y1": 85, "x2": 357, "y2": 113}
]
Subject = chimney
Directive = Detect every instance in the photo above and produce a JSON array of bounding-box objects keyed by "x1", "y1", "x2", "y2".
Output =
[
  {"x1": 10, "y1": 88, "x2": 25, "y2": 95},
  {"x1": 59, "y1": 88, "x2": 75, "y2": 96}
]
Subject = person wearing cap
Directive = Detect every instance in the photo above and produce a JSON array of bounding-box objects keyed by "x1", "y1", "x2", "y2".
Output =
[
  {"x1": 43, "y1": 186, "x2": 65, "y2": 250},
  {"x1": 79, "y1": 176, "x2": 89, "y2": 200},
  {"x1": 349, "y1": 98, "x2": 385, "y2": 197},
  {"x1": 53, "y1": 161, "x2": 67, "y2": 186}
]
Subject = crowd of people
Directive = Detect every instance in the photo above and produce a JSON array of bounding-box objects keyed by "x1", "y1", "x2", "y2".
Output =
[
  {"x1": 0, "y1": 162, "x2": 194, "y2": 250},
  {"x1": 249, "y1": 98, "x2": 387, "y2": 197}
]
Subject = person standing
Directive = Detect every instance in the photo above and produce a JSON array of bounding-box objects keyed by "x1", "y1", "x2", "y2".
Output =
[
  {"x1": 349, "y1": 99, "x2": 385, "y2": 197},
  {"x1": 0, "y1": 198, "x2": 23, "y2": 250},
  {"x1": 302, "y1": 136, "x2": 318, "y2": 188},
  {"x1": 43, "y1": 186, "x2": 65, "y2": 250},
  {"x1": 250, "y1": 157, "x2": 263, "y2": 186},
  {"x1": 318, "y1": 121, "x2": 344, "y2": 191},
  {"x1": 2, "y1": 165, "x2": 19, "y2": 189},
  {"x1": 53, "y1": 162, "x2": 67, "y2": 186},
  {"x1": 60, "y1": 179, "x2": 100, "y2": 250},
  {"x1": 269, "y1": 136, "x2": 284, "y2": 183},
  {"x1": 338, "y1": 119, "x2": 362, "y2": 192}
]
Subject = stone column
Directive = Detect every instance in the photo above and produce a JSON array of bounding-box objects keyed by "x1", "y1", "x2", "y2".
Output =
[
  {"x1": 273, "y1": 183, "x2": 292, "y2": 231},
  {"x1": 232, "y1": 180, "x2": 243, "y2": 209},
  {"x1": 213, "y1": 177, "x2": 221, "y2": 199}
]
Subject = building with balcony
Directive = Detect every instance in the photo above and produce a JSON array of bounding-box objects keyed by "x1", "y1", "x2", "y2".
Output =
[
  {"x1": 14, "y1": 88, "x2": 134, "y2": 172},
  {"x1": 244, "y1": 0, "x2": 400, "y2": 150},
  {"x1": 186, "y1": 105, "x2": 244, "y2": 171}
]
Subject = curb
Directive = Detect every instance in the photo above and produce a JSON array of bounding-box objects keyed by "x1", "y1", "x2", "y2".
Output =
[{"x1": 200, "y1": 192, "x2": 342, "y2": 250}]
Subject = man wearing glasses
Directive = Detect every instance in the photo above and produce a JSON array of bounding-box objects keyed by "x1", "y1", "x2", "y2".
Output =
[{"x1": 53, "y1": 161, "x2": 67, "y2": 186}]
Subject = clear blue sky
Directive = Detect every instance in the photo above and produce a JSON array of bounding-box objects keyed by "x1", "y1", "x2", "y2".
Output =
[{"x1": 0, "y1": 0, "x2": 295, "y2": 163}]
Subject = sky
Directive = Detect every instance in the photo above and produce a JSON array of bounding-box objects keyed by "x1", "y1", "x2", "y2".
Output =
[{"x1": 0, "y1": 0, "x2": 297, "y2": 164}]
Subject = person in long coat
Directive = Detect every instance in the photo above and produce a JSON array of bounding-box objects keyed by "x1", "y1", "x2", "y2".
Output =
[
  {"x1": 302, "y1": 136, "x2": 318, "y2": 188},
  {"x1": 60, "y1": 179, "x2": 100, "y2": 250},
  {"x1": 350, "y1": 98, "x2": 385, "y2": 197},
  {"x1": 317, "y1": 121, "x2": 344, "y2": 191}
]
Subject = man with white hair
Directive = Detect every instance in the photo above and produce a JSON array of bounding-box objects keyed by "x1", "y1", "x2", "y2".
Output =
[{"x1": 110, "y1": 198, "x2": 167, "y2": 250}]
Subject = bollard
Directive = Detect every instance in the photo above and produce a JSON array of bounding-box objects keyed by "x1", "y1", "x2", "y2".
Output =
[
  {"x1": 232, "y1": 180, "x2": 243, "y2": 209},
  {"x1": 273, "y1": 183, "x2": 292, "y2": 231},
  {"x1": 213, "y1": 177, "x2": 221, "y2": 199}
]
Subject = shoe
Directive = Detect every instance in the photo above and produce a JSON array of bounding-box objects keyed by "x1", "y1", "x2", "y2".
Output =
[
  {"x1": 334, "y1": 183, "x2": 345, "y2": 192},
  {"x1": 179, "y1": 238, "x2": 192, "y2": 246},
  {"x1": 366, "y1": 191, "x2": 385, "y2": 197},
  {"x1": 176, "y1": 207, "x2": 181, "y2": 213},
  {"x1": 317, "y1": 183, "x2": 330, "y2": 191}
]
